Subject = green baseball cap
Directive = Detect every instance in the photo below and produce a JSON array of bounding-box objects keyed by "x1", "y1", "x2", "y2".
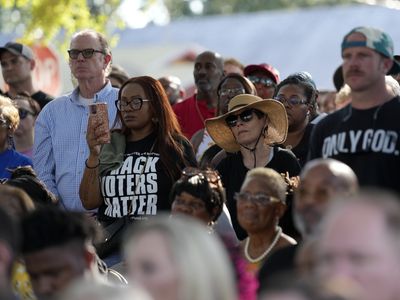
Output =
[{"x1": 341, "y1": 26, "x2": 400, "y2": 75}]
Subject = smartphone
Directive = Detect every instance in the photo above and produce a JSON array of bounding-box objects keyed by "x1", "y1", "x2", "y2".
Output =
[{"x1": 89, "y1": 102, "x2": 111, "y2": 144}]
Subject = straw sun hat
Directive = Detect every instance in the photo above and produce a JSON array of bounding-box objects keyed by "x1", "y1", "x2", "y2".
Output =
[{"x1": 205, "y1": 94, "x2": 288, "y2": 153}]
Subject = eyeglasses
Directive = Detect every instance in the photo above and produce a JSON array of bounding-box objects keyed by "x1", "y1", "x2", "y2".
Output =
[
  {"x1": 18, "y1": 108, "x2": 35, "y2": 120},
  {"x1": 182, "y1": 167, "x2": 221, "y2": 186},
  {"x1": 225, "y1": 109, "x2": 255, "y2": 128},
  {"x1": 67, "y1": 48, "x2": 105, "y2": 59},
  {"x1": 234, "y1": 192, "x2": 281, "y2": 206},
  {"x1": 247, "y1": 76, "x2": 276, "y2": 87},
  {"x1": 274, "y1": 95, "x2": 308, "y2": 106},
  {"x1": 115, "y1": 98, "x2": 151, "y2": 111},
  {"x1": 218, "y1": 88, "x2": 246, "y2": 98}
]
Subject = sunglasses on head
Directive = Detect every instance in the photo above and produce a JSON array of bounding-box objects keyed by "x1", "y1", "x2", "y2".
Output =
[
  {"x1": 67, "y1": 48, "x2": 105, "y2": 59},
  {"x1": 225, "y1": 109, "x2": 256, "y2": 128},
  {"x1": 18, "y1": 109, "x2": 35, "y2": 120}
]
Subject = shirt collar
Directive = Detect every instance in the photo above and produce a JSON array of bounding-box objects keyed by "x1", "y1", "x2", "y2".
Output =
[{"x1": 70, "y1": 80, "x2": 114, "y2": 105}]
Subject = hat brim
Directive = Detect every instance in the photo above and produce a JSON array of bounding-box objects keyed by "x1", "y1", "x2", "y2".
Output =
[
  {"x1": 0, "y1": 47, "x2": 21, "y2": 57},
  {"x1": 206, "y1": 99, "x2": 288, "y2": 153}
]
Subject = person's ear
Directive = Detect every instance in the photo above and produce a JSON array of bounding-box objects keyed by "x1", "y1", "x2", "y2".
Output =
[
  {"x1": 179, "y1": 88, "x2": 186, "y2": 99},
  {"x1": 104, "y1": 54, "x2": 112, "y2": 68},
  {"x1": 382, "y1": 57, "x2": 393, "y2": 74},
  {"x1": 30, "y1": 59, "x2": 36, "y2": 71}
]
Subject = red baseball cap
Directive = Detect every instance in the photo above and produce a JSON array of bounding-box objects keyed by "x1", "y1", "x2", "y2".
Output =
[{"x1": 244, "y1": 63, "x2": 280, "y2": 84}]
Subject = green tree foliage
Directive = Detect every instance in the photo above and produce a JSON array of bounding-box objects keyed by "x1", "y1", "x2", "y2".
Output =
[
  {"x1": 0, "y1": 0, "x2": 359, "y2": 51},
  {"x1": 0, "y1": 0, "x2": 123, "y2": 53}
]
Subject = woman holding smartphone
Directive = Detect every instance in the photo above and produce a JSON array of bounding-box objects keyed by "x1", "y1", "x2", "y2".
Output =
[{"x1": 80, "y1": 76, "x2": 197, "y2": 259}]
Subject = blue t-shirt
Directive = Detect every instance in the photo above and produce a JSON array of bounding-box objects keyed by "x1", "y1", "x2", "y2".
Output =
[{"x1": 0, "y1": 149, "x2": 32, "y2": 180}]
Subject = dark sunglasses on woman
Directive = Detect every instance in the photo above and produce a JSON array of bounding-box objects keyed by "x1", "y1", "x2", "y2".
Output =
[{"x1": 225, "y1": 109, "x2": 256, "y2": 128}]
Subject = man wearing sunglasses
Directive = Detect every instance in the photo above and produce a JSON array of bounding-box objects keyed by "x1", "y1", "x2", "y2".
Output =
[
  {"x1": 0, "y1": 42, "x2": 54, "y2": 109},
  {"x1": 34, "y1": 29, "x2": 118, "y2": 212},
  {"x1": 244, "y1": 63, "x2": 280, "y2": 99}
]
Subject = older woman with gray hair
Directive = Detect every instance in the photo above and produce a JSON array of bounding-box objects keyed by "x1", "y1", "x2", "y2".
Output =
[{"x1": 236, "y1": 168, "x2": 296, "y2": 274}]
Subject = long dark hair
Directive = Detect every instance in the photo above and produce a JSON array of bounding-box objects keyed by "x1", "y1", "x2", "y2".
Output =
[{"x1": 114, "y1": 76, "x2": 190, "y2": 181}]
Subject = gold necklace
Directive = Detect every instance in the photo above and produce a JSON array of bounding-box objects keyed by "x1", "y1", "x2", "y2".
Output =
[{"x1": 244, "y1": 226, "x2": 282, "y2": 263}]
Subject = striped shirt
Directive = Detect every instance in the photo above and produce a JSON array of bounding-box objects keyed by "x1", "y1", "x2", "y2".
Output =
[{"x1": 33, "y1": 82, "x2": 118, "y2": 211}]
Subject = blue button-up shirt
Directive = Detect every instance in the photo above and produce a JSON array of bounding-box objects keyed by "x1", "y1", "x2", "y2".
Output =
[{"x1": 33, "y1": 82, "x2": 118, "y2": 211}]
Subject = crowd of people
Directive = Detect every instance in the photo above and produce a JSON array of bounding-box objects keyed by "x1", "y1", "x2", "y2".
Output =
[{"x1": 0, "y1": 25, "x2": 399, "y2": 300}]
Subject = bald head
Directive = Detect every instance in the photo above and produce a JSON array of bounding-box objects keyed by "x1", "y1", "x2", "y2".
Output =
[
  {"x1": 294, "y1": 159, "x2": 358, "y2": 237},
  {"x1": 196, "y1": 51, "x2": 224, "y2": 69},
  {"x1": 301, "y1": 158, "x2": 358, "y2": 194},
  {"x1": 193, "y1": 51, "x2": 224, "y2": 99}
]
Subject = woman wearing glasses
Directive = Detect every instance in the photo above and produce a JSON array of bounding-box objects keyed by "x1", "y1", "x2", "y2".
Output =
[
  {"x1": 206, "y1": 94, "x2": 300, "y2": 240},
  {"x1": 0, "y1": 95, "x2": 32, "y2": 180},
  {"x1": 80, "y1": 76, "x2": 197, "y2": 260},
  {"x1": 236, "y1": 167, "x2": 296, "y2": 273},
  {"x1": 274, "y1": 73, "x2": 319, "y2": 167},
  {"x1": 12, "y1": 93, "x2": 41, "y2": 158}
]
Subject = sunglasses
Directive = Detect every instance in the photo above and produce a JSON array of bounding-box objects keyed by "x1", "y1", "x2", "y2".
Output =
[
  {"x1": 247, "y1": 76, "x2": 276, "y2": 87},
  {"x1": 18, "y1": 109, "x2": 35, "y2": 120},
  {"x1": 225, "y1": 109, "x2": 255, "y2": 128},
  {"x1": 67, "y1": 48, "x2": 105, "y2": 59}
]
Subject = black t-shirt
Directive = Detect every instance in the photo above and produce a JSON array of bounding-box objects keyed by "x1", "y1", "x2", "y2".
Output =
[
  {"x1": 2, "y1": 90, "x2": 54, "y2": 109},
  {"x1": 278, "y1": 122, "x2": 314, "y2": 168},
  {"x1": 97, "y1": 133, "x2": 197, "y2": 223},
  {"x1": 216, "y1": 146, "x2": 301, "y2": 240},
  {"x1": 31, "y1": 91, "x2": 54, "y2": 109},
  {"x1": 308, "y1": 97, "x2": 400, "y2": 195}
]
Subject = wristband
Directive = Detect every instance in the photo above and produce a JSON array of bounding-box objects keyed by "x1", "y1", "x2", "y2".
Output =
[{"x1": 85, "y1": 158, "x2": 100, "y2": 169}]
